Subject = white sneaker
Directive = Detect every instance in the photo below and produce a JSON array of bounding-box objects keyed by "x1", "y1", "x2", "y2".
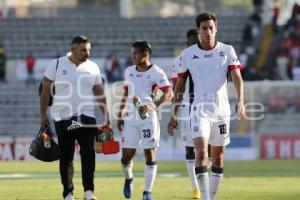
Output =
[
  {"x1": 84, "y1": 190, "x2": 97, "y2": 200},
  {"x1": 64, "y1": 193, "x2": 75, "y2": 200}
]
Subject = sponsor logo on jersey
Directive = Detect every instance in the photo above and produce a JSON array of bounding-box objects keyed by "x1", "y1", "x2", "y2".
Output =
[
  {"x1": 192, "y1": 55, "x2": 199, "y2": 59},
  {"x1": 62, "y1": 70, "x2": 67, "y2": 75},
  {"x1": 129, "y1": 73, "x2": 134, "y2": 77},
  {"x1": 218, "y1": 51, "x2": 225, "y2": 57},
  {"x1": 204, "y1": 53, "x2": 213, "y2": 58},
  {"x1": 136, "y1": 74, "x2": 143, "y2": 77},
  {"x1": 233, "y1": 58, "x2": 239, "y2": 63},
  {"x1": 159, "y1": 79, "x2": 165, "y2": 83},
  {"x1": 146, "y1": 75, "x2": 151, "y2": 79}
]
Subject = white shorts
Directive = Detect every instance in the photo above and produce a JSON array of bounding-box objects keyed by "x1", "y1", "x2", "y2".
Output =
[
  {"x1": 177, "y1": 104, "x2": 194, "y2": 147},
  {"x1": 122, "y1": 111, "x2": 160, "y2": 149},
  {"x1": 190, "y1": 108, "x2": 230, "y2": 146}
]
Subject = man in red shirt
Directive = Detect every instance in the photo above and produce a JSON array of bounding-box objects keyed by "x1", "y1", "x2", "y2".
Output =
[{"x1": 26, "y1": 53, "x2": 36, "y2": 84}]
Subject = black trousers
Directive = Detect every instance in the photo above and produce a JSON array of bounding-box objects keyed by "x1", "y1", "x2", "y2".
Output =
[{"x1": 55, "y1": 115, "x2": 97, "y2": 198}]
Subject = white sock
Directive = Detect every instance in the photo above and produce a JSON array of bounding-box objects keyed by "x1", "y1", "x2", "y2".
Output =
[
  {"x1": 144, "y1": 164, "x2": 157, "y2": 192},
  {"x1": 195, "y1": 167, "x2": 210, "y2": 200},
  {"x1": 185, "y1": 159, "x2": 198, "y2": 189},
  {"x1": 122, "y1": 161, "x2": 133, "y2": 179},
  {"x1": 210, "y1": 167, "x2": 223, "y2": 200}
]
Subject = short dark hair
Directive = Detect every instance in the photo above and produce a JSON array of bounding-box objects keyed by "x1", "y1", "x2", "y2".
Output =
[
  {"x1": 186, "y1": 29, "x2": 198, "y2": 38},
  {"x1": 71, "y1": 35, "x2": 90, "y2": 45},
  {"x1": 132, "y1": 40, "x2": 152, "y2": 55},
  {"x1": 195, "y1": 12, "x2": 217, "y2": 27}
]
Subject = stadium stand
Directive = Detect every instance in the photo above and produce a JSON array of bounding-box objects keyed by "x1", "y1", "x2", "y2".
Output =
[{"x1": 0, "y1": 15, "x2": 247, "y2": 59}]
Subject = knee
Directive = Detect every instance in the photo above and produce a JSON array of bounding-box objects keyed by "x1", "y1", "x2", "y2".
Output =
[
  {"x1": 121, "y1": 155, "x2": 133, "y2": 164},
  {"x1": 212, "y1": 154, "x2": 224, "y2": 167},
  {"x1": 195, "y1": 149, "x2": 208, "y2": 162}
]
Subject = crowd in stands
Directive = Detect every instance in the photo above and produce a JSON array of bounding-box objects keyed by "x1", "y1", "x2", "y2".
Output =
[{"x1": 276, "y1": 3, "x2": 300, "y2": 80}]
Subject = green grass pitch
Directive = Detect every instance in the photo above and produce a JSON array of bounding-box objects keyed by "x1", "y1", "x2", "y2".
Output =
[{"x1": 0, "y1": 160, "x2": 300, "y2": 200}]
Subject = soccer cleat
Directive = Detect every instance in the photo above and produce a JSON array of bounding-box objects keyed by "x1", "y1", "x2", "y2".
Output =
[
  {"x1": 192, "y1": 188, "x2": 201, "y2": 199},
  {"x1": 123, "y1": 178, "x2": 133, "y2": 199},
  {"x1": 64, "y1": 193, "x2": 75, "y2": 200},
  {"x1": 83, "y1": 190, "x2": 97, "y2": 200},
  {"x1": 142, "y1": 191, "x2": 153, "y2": 200}
]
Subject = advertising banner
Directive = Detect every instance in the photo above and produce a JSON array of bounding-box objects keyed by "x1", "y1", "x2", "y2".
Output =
[{"x1": 260, "y1": 134, "x2": 300, "y2": 159}]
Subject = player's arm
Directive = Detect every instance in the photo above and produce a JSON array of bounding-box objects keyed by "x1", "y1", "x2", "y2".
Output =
[
  {"x1": 230, "y1": 69, "x2": 245, "y2": 119},
  {"x1": 40, "y1": 77, "x2": 52, "y2": 126},
  {"x1": 153, "y1": 86, "x2": 173, "y2": 108},
  {"x1": 117, "y1": 89, "x2": 128, "y2": 132},
  {"x1": 167, "y1": 75, "x2": 187, "y2": 135},
  {"x1": 93, "y1": 83, "x2": 110, "y2": 125}
]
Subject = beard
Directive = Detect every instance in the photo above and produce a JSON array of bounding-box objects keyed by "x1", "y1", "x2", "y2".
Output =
[{"x1": 80, "y1": 55, "x2": 88, "y2": 62}]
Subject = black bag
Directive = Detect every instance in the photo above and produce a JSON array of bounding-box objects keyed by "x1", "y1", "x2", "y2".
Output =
[{"x1": 29, "y1": 125, "x2": 60, "y2": 162}]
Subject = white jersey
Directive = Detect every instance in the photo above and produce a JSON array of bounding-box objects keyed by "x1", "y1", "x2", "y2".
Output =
[
  {"x1": 124, "y1": 64, "x2": 171, "y2": 119},
  {"x1": 171, "y1": 55, "x2": 191, "y2": 105},
  {"x1": 178, "y1": 42, "x2": 243, "y2": 119},
  {"x1": 44, "y1": 56, "x2": 102, "y2": 120}
]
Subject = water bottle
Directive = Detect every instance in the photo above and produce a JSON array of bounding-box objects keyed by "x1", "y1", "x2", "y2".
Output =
[{"x1": 132, "y1": 96, "x2": 149, "y2": 120}]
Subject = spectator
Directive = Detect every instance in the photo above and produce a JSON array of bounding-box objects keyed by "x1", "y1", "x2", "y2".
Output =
[
  {"x1": 104, "y1": 52, "x2": 122, "y2": 82},
  {"x1": 0, "y1": 44, "x2": 5, "y2": 80},
  {"x1": 26, "y1": 53, "x2": 36, "y2": 85},
  {"x1": 272, "y1": 2, "x2": 280, "y2": 33},
  {"x1": 276, "y1": 50, "x2": 290, "y2": 80}
]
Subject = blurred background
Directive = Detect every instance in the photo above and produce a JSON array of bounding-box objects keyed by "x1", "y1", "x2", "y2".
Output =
[{"x1": 0, "y1": 0, "x2": 299, "y2": 161}]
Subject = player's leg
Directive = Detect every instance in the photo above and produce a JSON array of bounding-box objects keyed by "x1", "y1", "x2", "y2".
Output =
[
  {"x1": 185, "y1": 146, "x2": 200, "y2": 199},
  {"x1": 121, "y1": 123, "x2": 139, "y2": 199},
  {"x1": 143, "y1": 148, "x2": 157, "y2": 200},
  {"x1": 141, "y1": 112, "x2": 159, "y2": 200},
  {"x1": 208, "y1": 119, "x2": 230, "y2": 200},
  {"x1": 179, "y1": 104, "x2": 200, "y2": 198},
  {"x1": 209, "y1": 145, "x2": 225, "y2": 200},
  {"x1": 193, "y1": 137, "x2": 210, "y2": 200},
  {"x1": 121, "y1": 148, "x2": 136, "y2": 199},
  {"x1": 191, "y1": 114, "x2": 211, "y2": 200}
]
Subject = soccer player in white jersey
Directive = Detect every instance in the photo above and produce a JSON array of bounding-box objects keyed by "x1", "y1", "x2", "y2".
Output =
[
  {"x1": 117, "y1": 41, "x2": 173, "y2": 200},
  {"x1": 167, "y1": 12, "x2": 245, "y2": 200},
  {"x1": 171, "y1": 28, "x2": 202, "y2": 199}
]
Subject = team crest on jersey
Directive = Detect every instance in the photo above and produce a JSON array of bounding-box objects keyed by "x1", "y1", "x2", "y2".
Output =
[
  {"x1": 62, "y1": 69, "x2": 67, "y2": 75},
  {"x1": 159, "y1": 73, "x2": 166, "y2": 78},
  {"x1": 193, "y1": 126, "x2": 199, "y2": 132},
  {"x1": 192, "y1": 55, "x2": 199, "y2": 59},
  {"x1": 204, "y1": 53, "x2": 213, "y2": 58},
  {"x1": 218, "y1": 51, "x2": 225, "y2": 57},
  {"x1": 146, "y1": 75, "x2": 151, "y2": 79}
]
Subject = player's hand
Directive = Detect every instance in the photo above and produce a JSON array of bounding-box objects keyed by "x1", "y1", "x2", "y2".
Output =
[
  {"x1": 235, "y1": 102, "x2": 245, "y2": 120},
  {"x1": 40, "y1": 114, "x2": 49, "y2": 126},
  {"x1": 117, "y1": 119, "x2": 124, "y2": 133},
  {"x1": 139, "y1": 104, "x2": 153, "y2": 114},
  {"x1": 167, "y1": 116, "x2": 178, "y2": 136}
]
